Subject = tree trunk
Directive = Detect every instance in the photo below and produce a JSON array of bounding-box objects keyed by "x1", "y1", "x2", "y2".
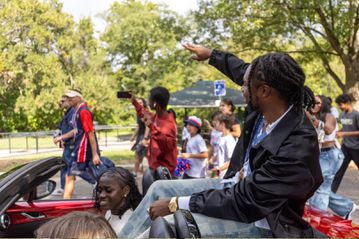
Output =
[{"x1": 345, "y1": 61, "x2": 359, "y2": 110}]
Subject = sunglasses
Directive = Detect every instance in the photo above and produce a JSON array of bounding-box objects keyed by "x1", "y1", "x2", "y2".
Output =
[{"x1": 315, "y1": 101, "x2": 322, "y2": 105}]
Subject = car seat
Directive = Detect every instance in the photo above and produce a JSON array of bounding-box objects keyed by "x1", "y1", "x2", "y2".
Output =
[
  {"x1": 142, "y1": 166, "x2": 172, "y2": 195},
  {"x1": 149, "y1": 209, "x2": 201, "y2": 238}
]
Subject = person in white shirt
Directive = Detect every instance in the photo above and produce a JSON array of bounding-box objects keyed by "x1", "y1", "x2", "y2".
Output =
[
  {"x1": 180, "y1": 116, "x2": 208, "y2": 179},
  {"x1": 95, "y1": 167, "x2": 142, "y2": 235},
  {"x1": 205, "y1": 111, "x2": 223, "y2": 168},
  {"x1": 211, "y1": 113, "x2": 236, "y2": 178}
]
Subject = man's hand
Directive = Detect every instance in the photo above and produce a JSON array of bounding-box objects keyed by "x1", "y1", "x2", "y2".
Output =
[
  {"x1": 141, "y1": 139, "x2": 150, "y2": 147},
  {"x1": 92, "y1": 153, "x2": 101, "y2": 165},
  {"x1": 53, "y1": 136, "x2": 62, "y2": 144},
  {"x1": 203, "y1": 119, "x2": 211, "y2": 128},
  {"x1": 149, "y1": 199, "x2": 172, "y2": 220},
  {"x1": 129, "y1": 91, "x2": 135, "y2": 103},
  {"x1": 182, "y1": 43, "x2": 212, "y2": 61},
  {"x1": 336, "y1": 131, "x2": 345, "y2": 138}
]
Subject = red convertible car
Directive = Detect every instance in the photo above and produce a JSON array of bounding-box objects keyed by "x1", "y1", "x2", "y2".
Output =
[
  {"x1": 0, "y1": 157, "x2": 358, "y2": 238},
  {"x1": 0, "y1": 157, "x2": 94, "y2": 237}
]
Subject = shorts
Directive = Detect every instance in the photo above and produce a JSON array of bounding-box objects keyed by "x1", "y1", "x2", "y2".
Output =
[{"x1": 131, "y1": 135, "x2": 147, "y2": 158}]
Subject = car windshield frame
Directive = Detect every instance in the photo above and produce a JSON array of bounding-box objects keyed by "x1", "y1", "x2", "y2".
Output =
[{"x1": 0, "y1": 164, "x2": 27, "y2": 181}]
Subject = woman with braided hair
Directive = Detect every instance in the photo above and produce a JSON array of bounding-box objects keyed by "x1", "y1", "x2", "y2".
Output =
[{"x1": 94, "y1": 167, "x2": 142, "y2": 235}]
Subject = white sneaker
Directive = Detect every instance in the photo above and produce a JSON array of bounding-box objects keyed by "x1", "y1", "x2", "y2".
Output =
[
  {"x1": 345, "y1": 203, "x2": 357, "y2": 220},
  {"x1": 52, "y1": 188, "x2": 64, "y2": 196}
]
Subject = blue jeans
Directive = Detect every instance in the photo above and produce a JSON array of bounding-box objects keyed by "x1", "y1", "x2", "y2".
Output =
[
  {"x1": 309, "y1": 148, "x2": 354, "y2": 217},
  {"x1": 119, "y1": 179, "x2": 272, "y2": 238}
]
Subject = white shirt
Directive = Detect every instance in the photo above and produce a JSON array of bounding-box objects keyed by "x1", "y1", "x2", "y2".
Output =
[
  {"x1": 331, "y1": 107, "x2": 339, "y2": 119},
  {"x1": 210, "y1": 130, "x2": 222, "y2": 165},
  {"x1": 217, "y1": 134, "x2": 236, "y2": 178},
  {"x1": 185, "y1": 134, "x2": 208, "y2": 178},
  {"x1": 105, "y1": 210, "x2": 132, "y2": 235}
]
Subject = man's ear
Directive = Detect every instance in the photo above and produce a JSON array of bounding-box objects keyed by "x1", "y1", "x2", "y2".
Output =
[{"x1": 261, "y1": 85, "x2": 272, "y2": 98}]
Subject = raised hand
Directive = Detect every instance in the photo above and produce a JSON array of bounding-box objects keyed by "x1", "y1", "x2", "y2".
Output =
[{"x1": 182, "y1": 43, "x2": 212, "y2": 61}]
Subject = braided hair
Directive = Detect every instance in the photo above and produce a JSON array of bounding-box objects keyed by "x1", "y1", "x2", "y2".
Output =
[
  {"x1": 248, "y1": 53, "x2": 315, "y2": 111},
  {"x1": 94, "y1": 167, "x2": 142, "y2": 218}
]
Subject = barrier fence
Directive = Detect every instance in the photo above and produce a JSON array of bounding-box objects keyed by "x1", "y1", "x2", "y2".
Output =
[{"x1": 0, "y1": 125, "x2": 136, "y2": 154}]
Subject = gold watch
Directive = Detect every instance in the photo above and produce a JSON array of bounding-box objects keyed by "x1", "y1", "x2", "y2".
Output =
[{"x1": 168, "y1": 197, "x2": 178, "y2": 213}]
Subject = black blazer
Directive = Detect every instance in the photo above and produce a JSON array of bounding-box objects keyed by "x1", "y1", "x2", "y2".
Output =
[{"x1": 189, "y1": 50, "x2": 323, "y2": 237}]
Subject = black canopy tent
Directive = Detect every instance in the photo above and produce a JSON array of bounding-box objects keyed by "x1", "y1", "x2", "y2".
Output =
[{"x1": 169, "y1": 80, "x2": 246, "y2": 108}]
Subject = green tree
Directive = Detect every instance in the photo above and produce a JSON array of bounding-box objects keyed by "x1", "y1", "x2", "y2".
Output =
[
  {"x1": 0, "y1": 0, "x2": 119, "y2": 131},
  {"x1": 193, "y1": 0, "x2": 358, "y2": 96},
  {"x1": 0, "y1": 0, "x2": 74, "y2": 131},
  {"x1": 101, "y1": 0, "x2": 198, "y2": 97}
]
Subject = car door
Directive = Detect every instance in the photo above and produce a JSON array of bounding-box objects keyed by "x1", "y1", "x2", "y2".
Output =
[{"x1": 0, "y1": 157, "x2": 95, "y2": 238}]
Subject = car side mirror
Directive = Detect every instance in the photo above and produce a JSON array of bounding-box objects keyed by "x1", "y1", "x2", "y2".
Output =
[{"x1": 35, "y1": 179, "x2": 56, "y2": 200}]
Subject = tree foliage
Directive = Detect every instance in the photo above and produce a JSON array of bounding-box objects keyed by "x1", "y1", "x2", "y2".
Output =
[
  {"x1": 193, "y1": 0, "x2": 358, "y2": 95},
  {"x1": 101, "y1": 0, "x2": 198, "y2": 96},
  {"x1": 0, "y1": 0, "x2": 118, "y2": 131},
  {"x1": 1, "y1": 0, "x2": 357, "y2": 131}
]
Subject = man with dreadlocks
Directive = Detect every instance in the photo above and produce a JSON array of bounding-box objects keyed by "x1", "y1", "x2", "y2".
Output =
[{"x1": 119, "y1": 45, "x2": 324, "y2": 238}]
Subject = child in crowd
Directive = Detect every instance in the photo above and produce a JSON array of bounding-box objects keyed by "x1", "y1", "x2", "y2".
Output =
[
  {"x1": 180, "y1": 116, "x2": 208, "y2": 179},
  {"x1": 211, "y1": 113, "x2": 236, "y2": 178},
  {"x1": 181, "y1": 116, "x2": 190, "y2": 153},
  {"x1": 130, "y1": 98, "x2": 149, "y2": 176},
  {"x1": 206, "y1": 111, "x2": 223, "y2": 168}
]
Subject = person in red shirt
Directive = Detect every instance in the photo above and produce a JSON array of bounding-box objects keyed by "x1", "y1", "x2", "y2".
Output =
[{"x1": 131, "y1": 87, "x2": 178, "y2": 175}]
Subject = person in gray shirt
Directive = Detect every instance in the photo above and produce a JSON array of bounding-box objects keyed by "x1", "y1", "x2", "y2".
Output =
[{"x1": 332, "y1": 94, "x2": 359, "y2": 192}]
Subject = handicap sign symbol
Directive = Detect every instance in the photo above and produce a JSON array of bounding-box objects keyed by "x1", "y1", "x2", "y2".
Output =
[{"x1": 214, "y1": 80, "x2": 226, "y2": 96}]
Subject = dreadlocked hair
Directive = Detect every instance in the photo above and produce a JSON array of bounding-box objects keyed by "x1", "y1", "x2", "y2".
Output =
[
  {"x1": 303, "y1": 86, "x2": 316, "y2": 111},
  {"x1": 248, "y1": 53, "x2": 314, "y2": 112},
  {"x1": 94, "y1": 167, "x2": 142, "y2": 218}
]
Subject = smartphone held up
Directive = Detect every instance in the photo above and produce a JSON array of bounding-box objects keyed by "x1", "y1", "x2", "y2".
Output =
[{"x1": 117, "y1": 91, "x2": 132, "y2": 99}]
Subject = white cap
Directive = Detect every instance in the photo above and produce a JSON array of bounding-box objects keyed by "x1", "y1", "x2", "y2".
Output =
[{"x1": 64, "y1": 90, "x2": 83, "y2": 99}]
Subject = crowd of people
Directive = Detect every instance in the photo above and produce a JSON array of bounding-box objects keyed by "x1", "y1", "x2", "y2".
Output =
[{"x1": 42, "y1": 43, "x2": 359, "y2": 238}]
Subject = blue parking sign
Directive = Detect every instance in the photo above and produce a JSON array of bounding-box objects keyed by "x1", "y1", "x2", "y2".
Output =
[{"x1": 214, "y1": 80, "x2": 226, "y2": 96}]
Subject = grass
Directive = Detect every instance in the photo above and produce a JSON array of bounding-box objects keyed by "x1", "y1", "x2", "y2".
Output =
[
  {"x1": 0, "y1": 137, "x2": 55, "y2": 150},
  {"x1": 0, "y1": 149, "x2": 135, "y2": 172},
  {"x1": 0, "y1": 128, "x2": 134, "y2": 151}
]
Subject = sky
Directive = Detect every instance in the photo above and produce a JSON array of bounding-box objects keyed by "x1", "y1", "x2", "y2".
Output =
[{"x1": 60, "y1": 0, "x2": 198, "y2": 33}]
